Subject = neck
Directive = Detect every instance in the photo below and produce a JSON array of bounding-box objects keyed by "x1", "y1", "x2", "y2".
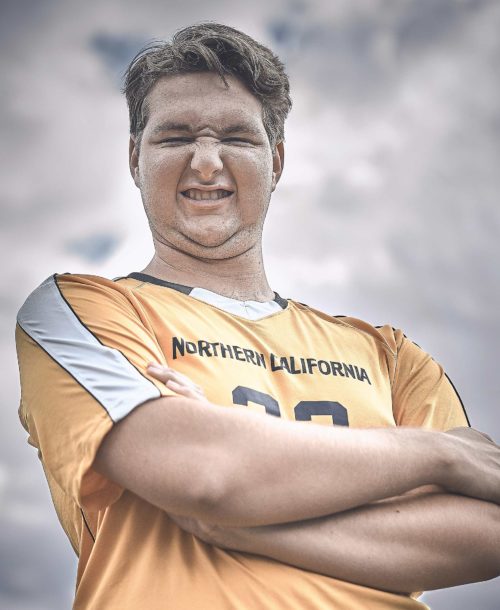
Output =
[{"x1": 141, "y1": 241, "x2": 274, "y2": 302}]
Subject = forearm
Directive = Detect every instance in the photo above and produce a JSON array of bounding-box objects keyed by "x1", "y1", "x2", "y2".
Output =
[
  {"x1": 220, "y1": 490, "x2": 500, "y2": 592},
  {"x1": 96, "y1": 395, "x2": 452, "y2": 527},
  {"x1": 213, "y1": 417, "x2": 451, "y2": 526}
]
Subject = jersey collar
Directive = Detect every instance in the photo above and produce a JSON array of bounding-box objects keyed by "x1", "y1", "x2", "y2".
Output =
[{"x1": 125, "y1": 272, "x2": 288, "y2": 319}]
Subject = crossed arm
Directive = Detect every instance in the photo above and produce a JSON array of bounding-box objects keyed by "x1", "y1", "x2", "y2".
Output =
[
  {"x1": 94, "y1": 366, "x2": 500, "y2": 593},
  {"x1": 178, "y1": 488, "x2": 499, "y2": 593}
]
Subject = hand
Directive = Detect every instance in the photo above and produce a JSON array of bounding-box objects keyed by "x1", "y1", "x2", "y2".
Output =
[
  {"x1": 147, "y1": 363, "x2": 209, "y2": 404},
  {"x1": 441, "y1": 426, "x2": 500, "y2": 504},
  {"x1": 147, "y1": 365, "x2": 237, "y2": 545}
]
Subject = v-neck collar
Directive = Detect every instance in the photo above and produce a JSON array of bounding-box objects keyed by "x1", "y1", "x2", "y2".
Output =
[{"x1": 125, "y1": 272, "x2": 288, "y2": 320}]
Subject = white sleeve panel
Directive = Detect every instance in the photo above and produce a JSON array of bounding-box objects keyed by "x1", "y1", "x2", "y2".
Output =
[{"x1": 17, "y1": 275, "x2": 161, "y2": 423}]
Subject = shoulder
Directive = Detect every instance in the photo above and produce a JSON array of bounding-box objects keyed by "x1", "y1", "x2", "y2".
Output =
[
  {"x1": 17, "y1": 273, "x2": 134, "y2": 325},
  {"x1": 16, "y1": 273, "x2": 148, "y2": 355},
  {"x1": 337, "y1": 316, "x2": 404, "y2": 356},
  {"x1": 16, "y1": 273, "x2": 168, "y2": 424},
  {"x1": 290, "y1": 300, "x2": 402, "y2": 356}
]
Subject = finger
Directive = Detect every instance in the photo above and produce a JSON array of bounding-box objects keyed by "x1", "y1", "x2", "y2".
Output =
[
  {"x1": 148, "y1": 364, "x2": 196, "y2": 387},
  {"x1": 469, "y1": 427, "x2": 496, "y2": 443},
  {"x1": 148, "y1": 367, "x2": 195, "y2": 390},
  {"x1": 157, "y1": 370, "x2": 206, "y2": 397},
  {"x1": 147, "y1": 364, "x2": 207, "y2": 401},
  {"x1": 165, "y1": 379, "x2": 188, "y2": 394},
  {"x1": 167, "y1": 369, "x2": 202, "y2": 390},
  {"x1": 166, "y1": 379, "x2": 206, "y2": 401},
  {"x1": 165, "y1": 371, "x2": 201, "y2": 393},
  {"x1": 167, "y1": 370, "x2": 193, "y2": 386},
  {"x1": 147, "y1": 363, "x2": 172, "y2": 382},
  {"x1": 446, "y1": 427, "x2": 492, "y2": 441}
]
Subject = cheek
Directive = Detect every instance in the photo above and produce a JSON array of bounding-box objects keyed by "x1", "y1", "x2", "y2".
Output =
[
  {"x1": 139, "y1": 160, "x2": 181, "y2": 224},
  {"x1": 140, "y1": 151, "x2": 185, "y2": 191},
  {"x1": 245, "y1": 159, "x2": 273, "y2": 203},
  {"x1": 227, "y1": 150, "x2": 273, "y2": 188}
]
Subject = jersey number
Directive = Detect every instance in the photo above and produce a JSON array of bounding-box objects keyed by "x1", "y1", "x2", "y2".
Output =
[{"x1": 232, "y1": 385, "x2": 349, "y2": 426}]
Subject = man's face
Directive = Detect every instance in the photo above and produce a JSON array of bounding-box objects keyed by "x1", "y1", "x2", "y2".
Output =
[{"x1": 130, "y1": 72, "x2": 283, "y2": 260}]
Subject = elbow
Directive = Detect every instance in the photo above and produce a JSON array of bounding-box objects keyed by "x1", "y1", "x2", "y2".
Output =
[
  {"x1": 187, "y1": 450, "x2": 255, "y2": 527},
  {"x1": 189, "y1": 476, "x2": 228, "y2": 524},
  {"x1": 182, "y1": 449, "x2": 233, "y2": 524}
]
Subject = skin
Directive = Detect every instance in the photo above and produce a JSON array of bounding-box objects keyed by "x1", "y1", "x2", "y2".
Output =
[
  {"x1": 129, "y1": 71, "x2": 284, "y2": 301},
  {"x1": 148, "y1": 366, "x2": 500, "y2": 593},
  {"x1": 94, "y1": 70, "x2": 500, "y2": 593}
]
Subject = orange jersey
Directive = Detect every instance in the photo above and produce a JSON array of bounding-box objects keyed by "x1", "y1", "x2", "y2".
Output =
[{"x1": 16, "y1": 273, "x2": 469, "y2": 609}]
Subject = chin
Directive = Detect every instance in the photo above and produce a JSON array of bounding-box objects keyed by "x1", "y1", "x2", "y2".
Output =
[
  {"x1": 162, "y1": 222, "x2": 258, "y2": 258},
  {"x1": 183, "y1": 220, "x2": 239, "y2": 247},
  {"x1": 184, "y1": 230, "x2": 255, "y2": 260},
  {"x1": 186, "y1": 231, "x2": 231, "y2": 249}
]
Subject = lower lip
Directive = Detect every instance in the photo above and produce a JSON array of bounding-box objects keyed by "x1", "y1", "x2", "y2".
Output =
[{"x1": 179, "y1": 192, "x2": 234, "y2": 209}]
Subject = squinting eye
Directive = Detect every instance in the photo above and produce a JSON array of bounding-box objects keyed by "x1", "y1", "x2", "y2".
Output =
[
  {"x1": 160, "y1": 138, "x2": 193, "y2": 145},
  {"x1": 222, "y1": 137, "x2": 250, "y2": 145}
]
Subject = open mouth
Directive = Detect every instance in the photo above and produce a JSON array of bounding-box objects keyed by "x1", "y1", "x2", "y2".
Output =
[{"x1": 181, "y1": 189, "x2": 233, "y2": 201}]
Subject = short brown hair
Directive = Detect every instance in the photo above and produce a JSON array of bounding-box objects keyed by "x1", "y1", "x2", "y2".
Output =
[{"x1": 123, "y1": 22, "x2": 292, "y2": 149}]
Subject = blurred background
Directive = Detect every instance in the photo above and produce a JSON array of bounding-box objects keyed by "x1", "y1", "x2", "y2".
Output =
[{"x1": 1, "y1": 0, "x2": 499, "y2": 608}]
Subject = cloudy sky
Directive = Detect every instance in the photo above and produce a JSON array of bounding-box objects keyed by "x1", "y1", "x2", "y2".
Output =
[{"x1": 1, "y1": 0, "x2": 499, "y2": 607}]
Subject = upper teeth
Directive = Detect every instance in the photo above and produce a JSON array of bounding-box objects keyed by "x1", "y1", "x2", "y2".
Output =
[{"x1": 183, "y1": 189, "x2": 232, "y2": 201}]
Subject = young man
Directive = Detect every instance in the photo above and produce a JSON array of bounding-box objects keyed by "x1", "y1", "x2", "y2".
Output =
[{"x1": 16, "y1": 22, "x2": 499, "y2": 609}]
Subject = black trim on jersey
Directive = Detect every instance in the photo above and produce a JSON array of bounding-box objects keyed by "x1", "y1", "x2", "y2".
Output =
[
  {"x1": 53, "y1": 274, "x2": 161, "y2": 405},
  {"x1": 127, "y1": 272, "x2": 192, "y2": 294},
  {"x1": 374, "y1": 323, "x2": 472, "y2": 427},
  {"x1": 273, "y1": 293, "x2": 288, "y2": 309},
  {"x1": 18, "y1": 320, "x2": 167, "y2": 513},
  {"x1": 16, "y1": 322, "x2": 113, "y2": 419},
  {"x1": 81, "y1": 509, "x2": 95, "y2": 542},
  {"x1": 400, "y1": 334, "x2": 471, "y2": 426},
  {"x1": 126, "y1": 271, "x2": 288, "y2": 310},
  {"x1": 444, "y1": 372, "x2": 471, "y2": 427}
]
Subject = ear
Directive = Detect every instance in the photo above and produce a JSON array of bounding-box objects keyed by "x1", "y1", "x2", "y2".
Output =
[
  {"x1": 129, "y1": 135, "x2": 140, "y2": 187},
  {"x1": 271, "y1": 141, "x2": 284, "y2": 191}
]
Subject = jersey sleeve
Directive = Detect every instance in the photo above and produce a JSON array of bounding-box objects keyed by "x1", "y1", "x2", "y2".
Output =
[
  {"x1": 16, "y1": 273, "x2": 177, "y2": 511},
  {"x1": 381, "y1": 326, "x2": 470, "y2": 430}
]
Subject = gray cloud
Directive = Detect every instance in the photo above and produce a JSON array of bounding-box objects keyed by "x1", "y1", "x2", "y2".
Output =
[
  {"x1": 1, "y1": 0, "x2": 498, "y2": 607},
  {"x1": 89, "y1": 31, "x2": 151, "y2": 83},
  {"x1": 65, "y1": 233, "x2": 121, "y2": 262}
]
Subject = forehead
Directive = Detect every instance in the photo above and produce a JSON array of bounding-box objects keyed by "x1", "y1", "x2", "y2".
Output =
[{"x1": 143, "y1": 72, "x2": 264, "y2": 132}]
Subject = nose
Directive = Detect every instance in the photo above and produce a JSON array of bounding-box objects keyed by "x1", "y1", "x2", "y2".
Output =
[{"x1": 190, "y1": 141, "x2": 223, "y2": 181}]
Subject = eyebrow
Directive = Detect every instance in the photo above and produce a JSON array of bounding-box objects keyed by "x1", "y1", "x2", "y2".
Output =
[{"x1": 151, "y1": 121, "x2": 261, "y2": 136}]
